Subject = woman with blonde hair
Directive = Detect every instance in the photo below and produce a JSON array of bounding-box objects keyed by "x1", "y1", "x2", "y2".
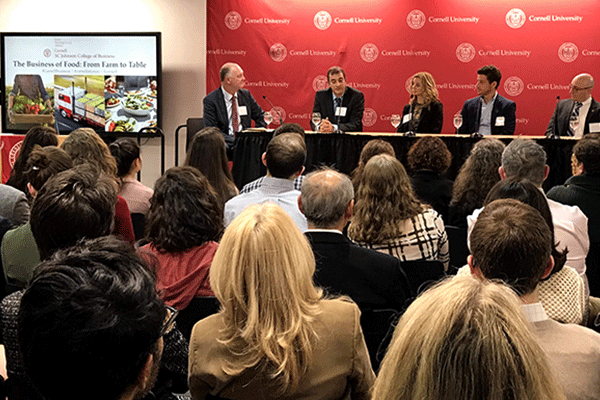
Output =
[
  {"x1": 397, "y1": 72, "x2": 443, "y2": 133},
  {"x1": 189, "y1": 203, "x2": 374, "y2": 400},
  {"x1": 348, "y1": 154, "x2": 449, "y2": 270},
  {"x1": 372, "y1": 276, "x2": 565, "y2": 400}
]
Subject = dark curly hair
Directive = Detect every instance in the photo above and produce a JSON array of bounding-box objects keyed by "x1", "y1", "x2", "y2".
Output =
[
  {"x1": 407, "y1": 136, "x2": 451, "y2": 174},
  {"x1": 573, "y1": 133, "x2": 600, "y2": 177},
  {"x1": 145, "y1": 166, "x2": 223, "y2": 253},
  {"x1": 25, "y1": 145, "x2": 73, "y2": 192}
]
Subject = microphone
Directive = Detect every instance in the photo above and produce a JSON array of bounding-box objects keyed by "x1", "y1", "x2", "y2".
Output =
[
  {"x1": 262, "y1": 95, "x2": 283, "y2": 125},
  {"x1": 556, "y1": 95, "x2": 560, "y2": 103},
  {"x1": 404, "y1": 94, "x2": 415, "y2": 136}
]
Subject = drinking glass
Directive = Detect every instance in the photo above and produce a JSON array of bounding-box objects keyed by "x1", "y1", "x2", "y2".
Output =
[
  {"x1": 264, "y1": 111, "x2": 273, "y2": 128},
  {"x1": 453, "y1": 113, "x2": 463, "y2": 131},
  {"x1": 311, "y1": 112, "x2": 321, "y2": 128},
  {"x1": 390, "y1": 114, "x2": 401, "y2": 129}
]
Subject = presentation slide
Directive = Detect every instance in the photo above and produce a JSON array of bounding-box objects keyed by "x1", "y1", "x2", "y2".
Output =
[{"x1": 2, "y1": 34, "x2": 160, "y2": 134}]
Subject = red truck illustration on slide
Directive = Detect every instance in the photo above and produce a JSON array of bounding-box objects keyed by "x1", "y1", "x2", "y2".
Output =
[{"x1": 54, "y1": 76, "x2": 105, "y2": 128}]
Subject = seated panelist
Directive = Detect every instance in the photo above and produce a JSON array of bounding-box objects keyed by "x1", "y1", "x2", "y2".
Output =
[{"x1": 397, "y1": 72, "x2": 443, "y2": 133}]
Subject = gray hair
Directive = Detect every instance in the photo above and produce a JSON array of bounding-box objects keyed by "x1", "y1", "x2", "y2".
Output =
[
  {"x1": 501, "y1": 139, "x2": 547, "y2": 186},
  {"x1": 301, "y1": 168, "x2": 353, "y2": 228}
]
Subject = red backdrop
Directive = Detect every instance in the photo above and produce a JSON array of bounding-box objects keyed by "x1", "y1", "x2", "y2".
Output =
[{"x1": 207, "y1": 0, "x2": 600, "y2": 135}]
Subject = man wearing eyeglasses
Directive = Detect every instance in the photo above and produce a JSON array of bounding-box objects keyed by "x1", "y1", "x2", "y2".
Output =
[{"x1": 546, "y1": 73, "x2": 600, "y2": 137}]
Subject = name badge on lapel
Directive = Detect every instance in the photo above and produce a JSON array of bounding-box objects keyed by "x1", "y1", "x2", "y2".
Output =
[
  {"x1": 238, "y1": 106, "x2": 248, "y2": 116},
  {"x1": 335, "y1": 107, "x2": 347, "y2": 117},
  {"x1": 495, "y1": 116, "x2": 505, "y2": 127},
  {"x1": 402, "y1": 113, "x2": 412, "y2": 124},
  {"x1": 590, "y1": 122, "x2": 600, "y2": 133}
]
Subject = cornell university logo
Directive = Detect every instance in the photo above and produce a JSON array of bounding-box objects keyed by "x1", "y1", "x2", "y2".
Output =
[
  {"x1": 558, "y1": 43, "x2": 579, "y2": 63},
  {"x1": 504, "y1": 77, "x2": 524, "y2": 97},
  {"x1": 270, "y1": 107, "x2": 286, "y2": 125},
  {"x1": 43, "y1": 49, "x2": 51, "y2": 58},
  {"x1": 505, "y1": 9, "x2": 526, "y2": 29},
  {"x1": 224, "y1": 11, "x2": 242, "y2": 30},
  {"x1": 360, "y1": 44, "x2": 379, "y2": 63},
  {"x1": 362, "y1": 108, "x2": 377, "y2": 127},
  {"x1": 314, "y1": 11, "x2": 332, "y2": 30},
  {"x1": 406, "y1": 10, "x2": 426, "y2": 30},
  {"x1": 269, "y1": 43, "x2": 287, "y2": 62},
  {"x1": 313, "y1": 75, "x2": 328, "y2": 91},
  {"x1": 456, "y1": 43, "x2": 476, "y2": 63}
]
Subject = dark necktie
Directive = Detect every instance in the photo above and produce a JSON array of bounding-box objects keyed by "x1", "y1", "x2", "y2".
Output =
[
  {"x1": 231, "y1": 95, "x2": 239, "y2": 134},
  {"x1": 570, "y1": 102, "x2": 583, "y2": 136},
  {"x1": 334, "y1": 97, "x2": 342, "y2": 112}
]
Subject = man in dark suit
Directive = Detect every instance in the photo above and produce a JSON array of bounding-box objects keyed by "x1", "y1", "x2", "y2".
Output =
[
  {"x1": 458, "y1": 65, "x2": 516, "y2": 136},
  {"x1": 546, "y1": 73, "x2": 600, "y2": 137},
  {"x1": 311, "y1": 66, "x2": 365, "y2": 132},
  {"x1": 203, "y1": 62, "x2": 265, "y2": 151},
  {"x1": 298, "y1": 168, "x2": 411, "y2": 312}
]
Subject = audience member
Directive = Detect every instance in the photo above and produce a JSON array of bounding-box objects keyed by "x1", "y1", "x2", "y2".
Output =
[
  {"x1": 61, "y1": 128, "x2": 135, "y2": 244},
  {"x1": 19, "y1": 236, "x2": 167, "y2": 400},
  {"x1": 184, "y1": 127, "x2": 238, "y2": 205},
  {"x1": 1, "y1": 146, "x2": 73, "y2": 288},
  {"x1": 470, "y1": 199, "x2": 600, "y2": 399},
  {"x1": 189, "y1": 203, "x2": 375, "y2": 399},
  {"x1": 407, "y1": 136, "x2": 453, "y2": 221},
  {"x1": 448, "y1": 138, "x2": 505, "y2": 228},
  {"x1": 109, "y1": 138, "x2": 154, "y2": 215},
  {"x1": 348, "y1": 154, "x2": 449, "y2": 270},
  {"x1": 6, "y1": 126, "x2": 57, "y2": 196},
  {"x1": 350, "y1": 139, "x2": 396, "y2": 193},
  {"x1": 240, "y1": 123, "x2": 306, "y2": 193},
  {"x1": 225, "y1": 133, "x2": 307, "y2": 231},
  {"x1": 140, "y1": 166, "x2": 222, "y2": 311},
  {"x1": 0, "y1": 183, "x2": 29, "y2": 226},
  {"x1": 372, "y1": 276, "x2": 565, "y2": 400}
]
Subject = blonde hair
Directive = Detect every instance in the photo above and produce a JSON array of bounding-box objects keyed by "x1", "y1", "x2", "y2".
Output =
[
  {"x1": 348, "y1": 154, "x2": 424, "y2": 243},
  {"x1": 210, "y1": 203, "x2": 323, "y2": 394},
  {"x1": 411, "y1": 71, "x2": 439, "y2": 106},
  {"x1": 372, "y1": 276, "x2": 565, "y2": 400}
]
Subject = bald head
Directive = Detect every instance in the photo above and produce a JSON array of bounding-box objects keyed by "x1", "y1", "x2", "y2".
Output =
[
  {"x1": 571, "y1": 73, "x2": 594, "y2": 102},
  {"x1": 300, "y1": 168, "x2": 353, "y2": 229}
]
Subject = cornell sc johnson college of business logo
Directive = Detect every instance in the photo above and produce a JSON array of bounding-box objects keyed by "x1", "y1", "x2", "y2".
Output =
[
  {"x1": 313, "y1": 75, "x2": 329, "y2": 91},
  {"x1": 506, "y1": 9, "x2": 526, "y2": 29},
  {"x1": 504, "y1": 77, "x2": 524, "y2": 96},
  {"x1": 558, "y1": 42, "x2": 579, "y2": 63},
  {"x1": 360, "y1": 44, "x2": 379, "y2": 62},
  {"x1": 269, "y1": 43, "x2": 287, "y2": 62},
  {"x1": 225, "y1": 11, "x2": 242, "y2": 30},
  {"x1": 362, "y1": 108, "x2": 378, "y2": 127},
  {"x1": 407, "y1": 10, "x2": 426, "y2": 29},
  {"x1": 456, "y1": 43, "x2": 476, "y2": 63},
  {"x1": 314, "y1": 11, "x2": 332, "y2": 30}
]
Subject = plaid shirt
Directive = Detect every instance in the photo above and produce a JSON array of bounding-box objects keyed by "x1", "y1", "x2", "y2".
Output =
[
  {"x1": 240, "y1": 175, "x2": 304, "y2": 194},
  {"x1": 350, "y1": 209, "x2": 449, "y2": 270}
]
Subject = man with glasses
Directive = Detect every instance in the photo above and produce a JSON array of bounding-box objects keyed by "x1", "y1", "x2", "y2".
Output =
[{"x1": 546, "y1": 73, "x2": 600, "y2": 137}]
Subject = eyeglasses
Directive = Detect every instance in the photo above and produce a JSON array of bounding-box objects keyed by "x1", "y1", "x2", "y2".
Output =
[
  {"x1": 160, "y1": 305, "x2": 179, "y2": 336},
  {"x1": 569, "y1": 84, "x2": 593, "y2": 91}
]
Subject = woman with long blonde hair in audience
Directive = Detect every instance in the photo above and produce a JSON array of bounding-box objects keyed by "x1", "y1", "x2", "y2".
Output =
[
  {"x1": 348, "y1": 154, "x2": 449, "y2": 270},
  {"x1": 189, "y1": 203, "x2": 374, "y2": 400},
  {"x1": 372, "y1": 276, "x2": 565, "y2": 400}
]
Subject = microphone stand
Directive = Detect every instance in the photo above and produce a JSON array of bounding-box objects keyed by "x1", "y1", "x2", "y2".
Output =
[
  {"x1": 404, "y1": 95, "x2": 415, "y2": 137},
  {"x1": 262, "y1": 95, "x2": 283, "y2": 126}
]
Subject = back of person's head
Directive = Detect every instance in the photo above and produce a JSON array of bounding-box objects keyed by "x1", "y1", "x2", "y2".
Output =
[
  {"x1": 352, "y1": 139, "x2": 396, "y2": 190},
  {"x1": 501, "y1": 139, "x2": 547, "y2": 186},
  {"x1": 31, "y1": 164, "x2": 117, "y2": 260},
  {"x1": 265, "y1": 132, "x2": 306, "y2": 179},
  {"x1": 7, "y1": 126, "x2": 58, "y2": 192},
  {"x1": 25, "y1": 145, "x2": 73, "y2": 192},
  {"x1": 477, "y1": 64, "x2": 502, "y2": 87},
  {"x1": 184, "y1": 127, "x2": 236, "y2": 204},
  {"x1": 349, "y1": 154, "x2": 423, "y2": 242},
  {"x1": 451, "y1": 138, "x2": 505, "y2": 212},
  {"x1": 146, "y1": 166, "x2": 223, "y2": 253},
  {"x1": 61, "y1": 128, "x2": 118, "y2": 178},
  {"x1": 372, "y1": 276, "x2": 565, "y2": 400},
  {"x1": 407, "y1": 136, "x2": 451, "y2": 174},
  {"x1": 484, "y1": 178, "x2": 567, "y2": 273},
  {"x1": 470, "y1": 199, "x2": 553, "y2": 295},
  {"x1": 19, "y1": 236, "x2": 166, "y2": 400},
  {"x1": 300, "y1": 168, "x2": 353, "y2": 228},
  {"x1": 573, "y1": 133, "x2": 600, "y2": 176},
  {"x1": 109, "y1": 138, "x2": 140, "y2": 178},
  {"x1": 273, "y1": 123, "x2": 306, "y2": 139},
  {"x1": 210, "y1": 203, "x2": 322, "y2": 394}
]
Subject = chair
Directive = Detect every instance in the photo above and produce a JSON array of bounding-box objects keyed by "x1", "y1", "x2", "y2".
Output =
[
  {"x1": 360, "y1": 308, "x2": 399, "y2": 373},
  {"x1": 176, "y1": 296, "x2": 220, "y2": 341},
  {"x1": 174, "y1": 117, "x2": 204, "y2": 165},
  {"x1": 401, "y1": 260, "x2": 446, "y2": 296},
  {"x1": 445, "y1": 225, "x2": 470, "y2": 274},
  {"x1": 130, "y1": 213, "x2": 146, "y2": 242}
]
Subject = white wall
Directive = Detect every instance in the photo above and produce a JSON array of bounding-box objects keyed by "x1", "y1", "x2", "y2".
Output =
[{"x1": 0, "y1": 0, "x2": 207, "y2": 187}]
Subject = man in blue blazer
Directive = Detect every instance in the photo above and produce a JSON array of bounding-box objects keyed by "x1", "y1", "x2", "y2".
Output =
[
  {"x1": 458, "y1": 65, "x2": 516, "y2": 136},
  {"x1": 203, "y1": 62, "x2": 265, "y2": 150}
]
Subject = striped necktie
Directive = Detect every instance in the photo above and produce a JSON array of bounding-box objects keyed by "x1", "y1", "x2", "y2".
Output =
[
  {"x1": 570, "y1": 101, "x2": 582, "y2": 136},
  {"x1": 231, "y1": 95, "x2": 239, "y2": 134}
]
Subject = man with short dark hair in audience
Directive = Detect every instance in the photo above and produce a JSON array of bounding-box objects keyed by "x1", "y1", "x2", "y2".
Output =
[
  {"x1": 469, "y1": 199, "x2": 600, "y2": 399},
  {"x1": 240, "y1": 123, "x2": 306, "y2": 194},
  {"x1": 224, "y1": 132, "x2": 307, "y2": 230},
  {"x1": 19, "y1": 236, "x2": 167, "y2": 400},
  {"x1": 299, "y1": 167, "x2": 411, "y2": 311},
  {"x1": 468, "y1": 138, "x2": 589, "y2": 282}
]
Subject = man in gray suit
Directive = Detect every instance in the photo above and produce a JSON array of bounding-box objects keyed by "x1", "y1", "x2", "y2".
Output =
[
  {"x1": 469, "y1": 199, "x2": 600, "y2": 399},
  {"x1": 546, "y1": 73, "x2": 600, "y2": 137}
]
